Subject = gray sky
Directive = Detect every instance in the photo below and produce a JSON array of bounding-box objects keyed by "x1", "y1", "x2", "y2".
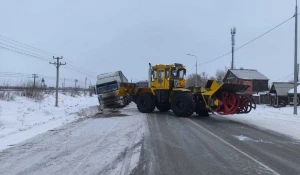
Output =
[{"x1": 0, "y1": 0, "x2": 297, "y2": 87}]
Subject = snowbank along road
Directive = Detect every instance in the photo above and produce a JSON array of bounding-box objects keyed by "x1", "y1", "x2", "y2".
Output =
[
  {"x1": 0, "y1": 104, "x2": 144, "y2": 175},
  {"x1": 1, "y1": 103, "x2": 300, "y2": 175}
]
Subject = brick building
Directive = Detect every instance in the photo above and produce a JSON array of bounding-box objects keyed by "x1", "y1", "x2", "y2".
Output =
[{"x1": 223, "y1": 69, "x2": 269, "y2": 94}]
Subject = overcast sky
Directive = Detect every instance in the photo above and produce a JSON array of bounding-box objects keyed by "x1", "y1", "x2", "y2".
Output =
[{"x1": 0, "y1": 0, "x2": 298, "y2": 87}]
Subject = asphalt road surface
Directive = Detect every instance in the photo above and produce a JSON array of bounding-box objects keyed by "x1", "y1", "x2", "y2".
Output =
[
  {"x1": 133, "y1": 111, "x2": 300, "y2": 175},
  {"x1": 1, "y1": 107, "x2": 300, "y2": 175}
]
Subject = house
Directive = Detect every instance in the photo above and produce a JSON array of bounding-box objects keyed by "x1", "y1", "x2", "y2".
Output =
[
  {"x1": 287, "y1": 85, "x2": 300, "y2": 105},
  {"x1": 269, "y1": 82, "x2": 295, "y2": 106},
  {"x1": 223, "y1": 69, "x2": 269, "y2": 94}
]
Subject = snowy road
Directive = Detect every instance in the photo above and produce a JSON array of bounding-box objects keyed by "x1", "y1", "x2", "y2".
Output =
[
  {"x1": 134, "y1": 112, "x2": 300, "y2": 175},
  {"x1": 1, "y1": 106, "x2": 300, "y2": 175},
  {"x1": 0, "y1": 106, "x2": 144, "y2": 175}
]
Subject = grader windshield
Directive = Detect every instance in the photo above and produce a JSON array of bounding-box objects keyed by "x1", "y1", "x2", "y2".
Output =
[{"x1": 171, "y1": 67, "x2": 186, "y2": 79}]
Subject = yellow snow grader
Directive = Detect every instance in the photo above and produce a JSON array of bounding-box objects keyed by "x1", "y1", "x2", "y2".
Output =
[{"x1": 117, "y1": 63, "x2": 255, "y2": 117}]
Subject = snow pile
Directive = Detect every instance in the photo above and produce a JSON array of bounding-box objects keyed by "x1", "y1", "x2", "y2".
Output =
[
  {"x1": 227, "y1": 105, "x2": 300, "y2": 140},
  {"x1": 0, "y1": 93, "x2": 99, "y2": 150}
]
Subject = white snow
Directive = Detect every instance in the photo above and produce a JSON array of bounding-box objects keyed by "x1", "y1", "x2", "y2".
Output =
[
  {"x1": 0, "y1": 93, "x2": 99, "y2": 150},
  {"x1": 235, "y1": 135, "x2": 252, "y2": 141},
  {"x1": 226, "y1": 105, "x2": 300, "y2": 140},
  {"x1": 288, "y1": 85, "x2": 300, "y2": 94},
  {"x1": 0, "y1": 103, "x2": 144, "y2": 174},
  {"x1": 234, "y1": 135, "x2": 273, "y2": 143}
]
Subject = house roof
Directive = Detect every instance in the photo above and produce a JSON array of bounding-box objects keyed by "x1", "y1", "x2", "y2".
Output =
[
  {"x1": 288, "y1": 84, "x2": 300, "y2": 94},
  {"x1": 272, "y1": 82, "x2": 295, "y2": 96},
  {"x1": 229, "y1": 69, "x2": 269, "y2": 80}
]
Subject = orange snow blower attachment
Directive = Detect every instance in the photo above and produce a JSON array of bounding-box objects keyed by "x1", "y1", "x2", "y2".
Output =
[{"x1": 201, "y1": 80, "x2": 256, "y2": 115}]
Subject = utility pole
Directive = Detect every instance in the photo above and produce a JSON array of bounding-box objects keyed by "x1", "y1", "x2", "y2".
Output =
[
  {"x1": 41, "y1": 78, "x2": 45, "y2": 88},
  {"x1": 297, "y1": 63, "x2": 299, "y2": 83},
  {"x1": 187, "y1": 54, "x2": 198, "y2": 86},
  {"x1": 294, "y1": 0, "x2": 298, "y2": 115},
  {"x1": 32, "y1": 74, "x2": 38, "y2": 88},
  {"x1": 50, "y1": 56, "x2": 66, "y2": 107},
  {"x1": 84, "y1": 77, "x2": 87, "y2": 95},
  {"x1": 231, "y1": 27, "x2": 236, "y2": 70},
  {"x1": 74, "y1": 79, "x2": 78, "y2": 88},
  {"x1": 64, "y1": 78, "x2": 65, "y2": 88}
]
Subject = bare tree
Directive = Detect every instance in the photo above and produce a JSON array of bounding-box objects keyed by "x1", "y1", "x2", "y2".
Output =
[
  {"x1": 215, "y1": 67, "x2": 228, "y2": 83},
  {"x1": 209, "y1": 76, "x2": 216, "y2": 80},
  {"x1": 186, "y1": 72, "x2": 209, "y2": 87}
]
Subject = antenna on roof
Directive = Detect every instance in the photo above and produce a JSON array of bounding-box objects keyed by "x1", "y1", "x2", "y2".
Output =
[{"x1": 231, "y1": 27, "x2": 236, "y2": 70}]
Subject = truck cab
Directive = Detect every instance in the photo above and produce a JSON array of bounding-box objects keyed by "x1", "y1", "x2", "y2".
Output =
[{"x1": 96, "y1": 71, "x2": 129, "y2": 109}]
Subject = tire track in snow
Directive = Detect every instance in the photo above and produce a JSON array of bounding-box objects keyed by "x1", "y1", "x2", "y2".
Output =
[{"x1": 74, "y1": 121, "x2": 119, "y2": 173}]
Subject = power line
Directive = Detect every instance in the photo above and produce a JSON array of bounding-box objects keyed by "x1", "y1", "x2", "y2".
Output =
[
  {"x1": 197, "y1": 51, "x2": 232, "y2": 66},
  {"x1": 0, "y1": 37, "x2": 55, "y2": 57},
  {"x1": 65, "y1": 63, "x2": 97, "y2": 77},
  {"x1": 0, "y1": 44, "x2": 96, "y2": 78},
  {"x1": 0, "y1": 45, "x2": 51, "y2": 62},
  {"x1": 0, "y1": 43, "x2": 52, "y2": 61},
  {"x1": 271, "y1": 73, "x2": 294, "y2": 82},
  {"x1": 63, "y1": 66, "x2": 95, "y2": 79},
  {"x1": 64, "y1": 58, "x2": 98, "y2": 75},
  {"x1": 0, "y1": 72, "x2": 32, "y2": 76},
  {"x1": 197, "y1": 15, "x2": 294, "y2": 66},
  {"x1": 234, "y1": 16, "x2": 294, "y2": 52},
  {"x1": 0, "y1": 35, "x2": 97, "y2": 77},
  {"x1": 0, "y1": 72, "x2": 76, "y2": 82},
  {"x1": 0, "y1": 45, "x2": 96, "y2": 78},
  {"x1": 0, "y1": 35, "x2": 58, "y2": 56}
]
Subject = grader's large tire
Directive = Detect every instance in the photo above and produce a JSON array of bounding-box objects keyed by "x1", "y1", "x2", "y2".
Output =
[
  {"x1": 136, "y1": 93, "x2": 155, "y2": 113},
  {"x1": 156, "y1": 103, "x2": 171, "y2": 112},
  {"x1": 196, "y1": 110, "x2": 209, "y2": 117},
  {"x1": 171, "y1": 93, "x2": 194, "y2": 117}
]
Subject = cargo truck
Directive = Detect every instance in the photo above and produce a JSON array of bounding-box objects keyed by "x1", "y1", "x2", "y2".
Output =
[{"x1": 96, "y1": 71, "x2": 130, "y2": 110}]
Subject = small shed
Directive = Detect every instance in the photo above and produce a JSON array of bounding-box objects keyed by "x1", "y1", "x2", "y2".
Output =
[
  {"x1": 269, "y1": 82, "x2": 295, "y2": 106},
  {"x1": 252, "y1": 91, "x2": 269, "y2": 104},
  {"x1": 287, "y1": 85, "x2": 300, "y2": 105}
]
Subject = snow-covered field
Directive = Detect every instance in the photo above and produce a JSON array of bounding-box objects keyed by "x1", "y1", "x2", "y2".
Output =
[
  {"x1": 227, "y1": 105, "x2": 300, "y2": 140},
  {"x1": 0, "y1": 93, "x2": 99, "y2": 150}
]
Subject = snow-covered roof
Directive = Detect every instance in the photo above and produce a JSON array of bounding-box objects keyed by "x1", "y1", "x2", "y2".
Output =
[
  {"x1": 288, "y1": 85, "x2": 300, "y2": 94},
  {"x1": 272, "y1": 82, "x2": 295, "y2": 96},
  {"x1": 229, "y1": 69, "x2": 269, "y2": 80},
  {"x1": 252, "y1": 91, "x2": 269, "y2": 96}
]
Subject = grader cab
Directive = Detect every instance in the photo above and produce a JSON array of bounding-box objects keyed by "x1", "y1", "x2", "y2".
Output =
[{"x1": 117, "y1": 63, "x2": 255, "y2": 117}]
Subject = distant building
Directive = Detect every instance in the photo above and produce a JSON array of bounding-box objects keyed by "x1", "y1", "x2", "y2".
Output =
[
  {"x1": 136, "y1": 81, "x2": 148, "y2": 88},
  {"x1": 287, "y1": 85, "x2": 300, "y2": 105},
  {"x1": 269, "y1": 82, "x2": 295, "y2": 106},
  {"x1": 223, "y1": 69, "x2": 269, "y2": 94}
]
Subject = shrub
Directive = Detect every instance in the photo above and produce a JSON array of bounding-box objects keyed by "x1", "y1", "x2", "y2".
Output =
[
  {"x1": 0, "y1": 91, "x2": 16, "y2": 101},
  {"x1": 22, "y1": 81, "x2": 45, "y2": 101}
]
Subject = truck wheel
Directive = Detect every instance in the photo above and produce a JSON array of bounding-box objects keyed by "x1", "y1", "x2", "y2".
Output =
[
  {"x1": 196, "y1": 110, "x2": 209, "y2": 117},
  {"x1": 156, "y1": 103, "x2": 171, "y2": 112},
  {"x1": 125, "y1": 97, "x2": 129, "y2": 105},
  {"x1": 171, "y1": 93, "x2": 194, "y2": 117},
  {"x1": 136, "y1": 93, "x2": 155, "y2": 113}
]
